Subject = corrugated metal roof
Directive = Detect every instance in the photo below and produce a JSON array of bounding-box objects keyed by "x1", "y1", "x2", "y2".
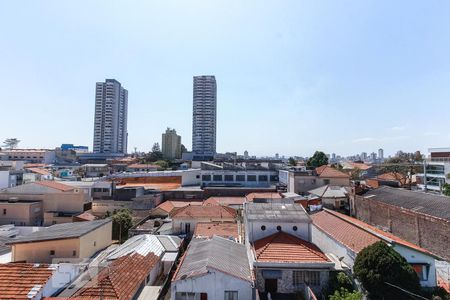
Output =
[{"x1": 244, "y1": 201, "x2": 310, "y2": 222}]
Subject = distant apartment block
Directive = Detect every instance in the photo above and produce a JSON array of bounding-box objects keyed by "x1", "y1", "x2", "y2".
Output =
[
  {"x1": 192, "y1": 75, "x2": 217, "y2": 160},
  {"x1": 416, "y1": 147, "x2": 450, "y2": 192},
  {"x1": 93, "y1": 79, "x2": 128, "y2": 154},
  {"x1": 0, "y1": 149, "x2": 56, "y2": 164},
  {"x1": 162, "y1": 127, "x2": 181, "y2": 160}
]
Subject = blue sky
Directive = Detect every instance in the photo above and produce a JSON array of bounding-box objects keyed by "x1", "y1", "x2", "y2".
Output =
[{"x1": 1, "y1": 1, "x2": 449, "y2": 157}]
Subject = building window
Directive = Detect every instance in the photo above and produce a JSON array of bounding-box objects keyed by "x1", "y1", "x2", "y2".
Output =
[
  {"x1": 293, "y1": 226, "x2": 298, "y2": 231},
  {"x1": 236, "y1": 175, "x2": 245, "y2": 181},
  {"x1": 3, "y1": 209, "x2": 6, "y2": 215},
  {"x1": 261, "y1": 225, "x2": 266, "y2": 231},
  {"x1": 270, "y1": 175, "x2": 279, "y2": 182},
  {"x1": 293, "y1": 271, "x2": 321, "y2": 286},
  {"x1": 411, "y1": 264, "x2": 430, "y2": 281},
  {"x1": 247, "y1": 175, "x2": 257, "y2": 182},
  {"x1": 94, "y1": 241, "x2": 96, "y2": 247},
  {"x1": 224, "y1": 175, "x2": 234, "y2": 181},
  {"x1": 224, "y1": 291, "x2": 238, "y2": 300},
  {"x1": 73, "y1": 250, "x2": 77, "y2": 256},
  {"x1": 324, "y1": 179, "x2": 330, "y2": 185},
  {"x1": 202, "y1": 175, "x2": 211, "y2": 181},
  {"x1": 258, "y1": 175, "x2": 268, "y2": 182},
  {"x1": 50, "y1": 250, "x2": 55, "y2": 255},
  {"x1": 277, "y1": 226, "x2": 282, "y2": 231},
  {"x1": 213, "y1": 175, "x2": 223, "y2": 181}
]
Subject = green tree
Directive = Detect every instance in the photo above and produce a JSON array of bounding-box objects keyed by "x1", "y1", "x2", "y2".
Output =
[
  {"x1": 329, "y1": 288, "x2": 362, "y2": 300},
  {"x1": 307, "y1": 151, "x2": 329, "y2": 168},
  {"x1": 288, "y1": 157, "x2": 297, "y2": 166},
  {"x1": 3, "y1": 138, "x2": 20, "y2": 149},
  {"x1": 354, "y1": 241, "x2": 420, "y2": 300},
  {"x1": 443, "y1": 183, "x2": 450, "y2": 197},
  {"x1": 155, "y1": 160, "x2": 169, "y2": 170},
  {"x1": 181, "y1": 144, "x2": 187, "y2": 154},
  {"x1": 110, "y1": 209, "x2": 133, "y2": 243}
]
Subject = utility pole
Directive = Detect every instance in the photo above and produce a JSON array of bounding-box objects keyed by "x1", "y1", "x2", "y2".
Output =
[{"x1": 423, "y1": 160, "x2": 427, "y2": 192}]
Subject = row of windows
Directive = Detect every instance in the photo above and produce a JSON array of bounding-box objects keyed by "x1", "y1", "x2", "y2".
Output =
[
  {"x1": 202, "y1": 174, "x2": 278, "y2": 182},
  {"x1": 261, "y1": 225, "x2": 298, "y2": 232},
  {"x1": 293, "y1": 271, "x2": 321, "y2": 286}
]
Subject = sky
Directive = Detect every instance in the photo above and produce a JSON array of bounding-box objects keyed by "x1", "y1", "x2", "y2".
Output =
[{"x1": 1, "y1": 1, "x2": 450, "y2": 158}]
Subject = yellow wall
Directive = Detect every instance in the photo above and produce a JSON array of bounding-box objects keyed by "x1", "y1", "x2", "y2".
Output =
[
  {"x1": 0, "y1": 201, "x2": 42, "y2": 226},
  {"x1": 79, "y1": 221, "x2": 112, "y2": 258}
]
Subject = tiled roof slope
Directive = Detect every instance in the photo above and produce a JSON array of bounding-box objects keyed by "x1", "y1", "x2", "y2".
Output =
[
  {"x1": 315, "y1": 166, "x2": 350, "y2": 178},
  {"x1": 194, "y1": 222, "x2": 239, "y2": 240},
  {"x1": 35, "y1": 180, "x2": 74, "y2": 192},
  {"x1": 173, "y1": 236, "x2": 252, "y2": 283},
  {"x1": 311, "y1": 209, "x2": 437, "y2": 257},
  {"x1": 156, "y1": 200, "x2": 202, "y2": 214},
  {"x1": 0, "y1": 263, "x2": 54, "y2": 299},
  {"x1": 254, "y1": 231, "x2": 329, "y2": 263},
  {"x1": 170, "y1": 205, "x2": 236, "y2": 219},
  {"x1": 246, "y1": 192, "x2": 282, "y2": 202},
  {"x1": 73, "y1": 252, "x2": 159, "y2": 299},
  {"x1": 203, "y1": 196, "x2": 246, "y2": 206}
]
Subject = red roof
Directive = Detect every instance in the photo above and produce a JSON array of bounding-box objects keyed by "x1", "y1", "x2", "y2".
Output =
[
  {"x1": 377, "y1": 172, "x2": 407, "y2": 184},
  {"x1": 26, "y1": 167, "x2": 52, "y2": 176},
  {"x1": 170, "y1": 205, "x2": 237, "y2": 219},
  {"x1": 246, "y1": 192, "x2": 282, "y2": 202},
  {"x1": 0, "y1": 263, "x2": 54, "y2": 299},
  {"x1": 203, "y1": 197, "x2": 246, "y2": 206},
  {"x1": 73, "y1": 211, "x2": 97, "y2": 222},
  {"x1": 194, "y1": 222, "x2": 239, "y2": 240},
  {"x1": 127, "y1": 163, "x2": 159, "y2": 169},
  {"x1": 34, "y1": 180, "x2": 74, "y2": 192},
  {"x1": 156, "y1": 200, "x2": 203, "y2": 214},
  {"x1": 254, "y1": 232, "x2": 329, "y2": 263},
  {"x1": 311, "y1": 209, "x2": 435, "y2": 256},
  {"x1": 73, "y1": 252, "x2": 159, "y2": 299},
  {"x1": 348, "y1": 162, "x2": 372, "y2": 170},
  {"x1": 315, "y1": 166, "x2": 350, "y2": 178}
]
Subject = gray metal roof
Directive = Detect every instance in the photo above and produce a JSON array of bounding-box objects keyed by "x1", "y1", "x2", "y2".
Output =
[
  {"x1": 174, "y1": 236, "x2": 252, "y2": 282},
  {"x1": 7, "y1": 219, "x2": 112, "y2": 244},
  {"x1": 0, "y1": 236, "x2": 11, "y2": 255},
  {"x1": 308, "y1": 185, "x2": 347, "y2": 198},
  {"x1": 364, "y1": 186, "x2": 450, "y2": 222},
  {"x1": 156, "y1": 235, "x2": 181, "y2": 252},
  {"x1": 244, "y1": 201, "x2": 311, "y2": 222}
]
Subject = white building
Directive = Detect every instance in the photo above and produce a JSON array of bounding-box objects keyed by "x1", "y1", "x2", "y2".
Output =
[
  {"x1": 416, "y1": 147, "x2": 450, "y2": 192},
  {"x1": 93, "y1": 79, "x2": 128, "y2": 154}
]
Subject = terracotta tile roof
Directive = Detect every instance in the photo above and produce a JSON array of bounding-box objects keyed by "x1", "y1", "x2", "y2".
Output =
[
  {"x1": 245, "y1": 192, "x2": 282, "y2": 202},
  {"x1": 156, "y1": 200, "x2": 203, "y2": 214},
  {"x1": 26, "y1": 167, "x2": 52, "y2": 176},
  {"x1": 116, "y1": 182, "x2": 181, "y2": 191},
  {"x1": 254, "y1": 231, "x2": 329, "y2": 263},
  {"x1": 34, "y1": 180, "x2": 74, "y2": 192},
  {"x1": 311, "y1": 209, "x2": 436, "y2": 256},
  {"x1": 24, "y1": 163, "x2": 48, "y2": 168},
  {"x1": 203, "y1": 196, "x2": 246, "y2": 206},
  {"x1": 194, "y1": 222, "x2": 239, "y2": 240},
  {"x1": 377, "y1": 172, "x2": 407, "y2": 184},
  {"x1": 348, "y1": 162, "x2": 372, "y2": 170},
  {"x1": 73, "y1": 252, "x2": 159, "y2": 299},
  {"x1": 170, "y1": 205, "x2": 237, "y2": 219},
  {"x1": 315, "y1": 166, "x2": 350, "y2": 178},
  {"x1": 0, "y1": 263, "x2": 54, "y2": 299},
  {"x1": 73, "y1": 211, "x2": 97, "y2": 222},
  {"x1": 126, "y1": 163, "x2": 159, "y2": 169}
]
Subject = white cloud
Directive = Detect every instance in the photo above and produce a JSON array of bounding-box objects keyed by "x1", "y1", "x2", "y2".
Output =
[
  {"x1": 391, "y1": 125, "x2": 406, "y2": 131},
  {"x1": 352, "y1": 137, "x2": 376, "y2": 143}
]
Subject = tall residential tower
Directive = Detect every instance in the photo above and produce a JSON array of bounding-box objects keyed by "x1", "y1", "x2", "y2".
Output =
[
  {"x1": 162, "y1": 128, "x2": 181, "y2": 160},
  {"x1": 93, "y1": 79, "x2": 128, "y2": 154},
  {"x1": 192, "y1": 75, "x2": 217, "y2": 160}
]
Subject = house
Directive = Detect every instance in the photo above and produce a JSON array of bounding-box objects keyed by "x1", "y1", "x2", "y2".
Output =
[
  {"x1": 341, "y1": 161, "x2": 375, "y2": 178},
  {"x1": 194, "y1": 222, "x2": 240, "y2": 242},
  {"x1": 352, "y1": 186, "x2": 450, "y2": 261},
  {"x1": 149, "y1": 200, "x2": 203, "y2": 217},
  {"x1": 366, "y1": 172, "x2": 409, "y2": 188},
  {"x1": 203, "y1": 196, "x2": 247, "y2": 209},
  {"x1": 0, "y1": 199, "x2": 43, "y2": 226},
  {"x1": 7, "y1": 219, "x2": 112, "y2": 263},
  {"x1": 126, "y1": 163, "x2": 159, "y2": 172},
  {"x1": 245, "y1": 192, "x2": 282, "y2": 202},
  {"x1": 171, "y1": 236, "x2": 254, "y2": 300},
  {"x1": 79, "y1": 163, "x2": 110, "y2": 177},
  {"x1": 56, "y1": 234, "x2": 181, "y2": 299},
  {"x1": 25, "y1": 167, "x2": 53, "y2": 181},
  {"x1": 311, "y1": 209, "x2": 440, "y2": 287},
  {"x1": 0, "y1": 263, "x2": 81, "y2": 299},
  {"x1": 244, "y1": 200, "x2": 334, "y2": 296},
  {"x1": 307, "y1": 185, "x2": 348, "y2": 209},
  {"x1": 315, "y1": 165, "x2": 350, "y2": 186},
  {"x1": 171, "y1": 205, "x2": 237, "y2": 234}
]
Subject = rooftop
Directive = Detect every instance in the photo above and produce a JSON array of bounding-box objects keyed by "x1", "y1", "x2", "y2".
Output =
[
  {"x1": 0, "y1": 263, "x2": 54, "y2": 299},
  {"x1": 245, "y1": 201, "x2": 310, "y2": 222},
  {"x1": 34, "y1": 180, "x2": 74, "y2": 192},
  {"x1": 254, "y1": 231, "x2": 330, "y2": 264},
  {"x1": 156, "y1": 200, "x2": 203, "y2": 214},
  {"x1": 127, "y1": 163, "x2": 159, "y2": 169},
  {"x1": 26, "y1": 167, "x2": 52, "y2": 176},
  {"x1": 194, "y1": 222, "x2": 239, "y2": 240},
  {"x1": 170, "y1": 205, "x2": 237, "y2": 219},
  {"x1": 173, "y1": 236, "x2": 252, "y2": 283},
  {"x1": 363, "y1": 186, "x2": 450, "y2": 222},
  {"x1": 7, "y1": 219, "x2": 111, "y2": 244},
  {"x1": 308, "y1": 185, "x2": 348, "y2": 198},
  {"x1": 203, "y1": 196, "x2": 246, "y2": 206},
  {"x1": 311, "y1": 209, "x2": 437, "y2": 257},
  {"x1": 246, "y1": 192, "x2": 282, "y2": 202},
  {"x1": 315, "y1": 165, "x2": 350, "y2": 178}
]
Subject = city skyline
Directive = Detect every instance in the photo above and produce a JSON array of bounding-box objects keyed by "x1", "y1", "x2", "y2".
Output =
[{"x1": 1, "y1": 1, "x2": 450, "y2": 157}]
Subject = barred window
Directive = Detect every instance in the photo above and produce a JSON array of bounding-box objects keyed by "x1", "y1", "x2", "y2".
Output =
[{"x1": 293, "y1": 271, "x2": 321, "y2": 286}]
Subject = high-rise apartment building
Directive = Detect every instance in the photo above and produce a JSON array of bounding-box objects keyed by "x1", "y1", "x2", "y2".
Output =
[
  {"x1": 378, "y1": 148, "x2": 384, "y2": 160},
  {"x1": 93, "y1": 79, "x2": 128, "y2": 154},
  {"x1": 192, "y1": 75, "x2": 217, "y2": 160},
  {"x1": 162, "y1": 128, "x2": 181, "y2": 160}
]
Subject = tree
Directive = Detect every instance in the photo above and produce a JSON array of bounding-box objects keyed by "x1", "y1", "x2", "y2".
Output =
[
  {"x1": 110, "y1": 209, "x2": 133, "y2": 243},
  {"x1": 181, "y1": 144, "x2": 187, "y2": 154},
  {"x1": 3, "y1": 138, "x2": 20, "y2": 149},
  {"x1": 443, "y1": 183, "x2": 450, "y2": 197},
  {"x1": 141, "y1": 143, "x2": 164, "y2": 163},
  {"x1": 307, "y1": 151, "x2": 329, "y2": 168},
  {"x1": 155, "y1": 160, "x2": 169, "y2": 170},
  {"x1": 152, "y1": 142, "x2": 161, "y2": 152},
  {"x1": 354, "y1": 241, "x2": 420, "y2": 299},
  {"x1": 329, "y1": 288, "x2": 362, "y2": 300},
  {"x1": 288, "y1": 157, "x2": 297, "y2": 166}
]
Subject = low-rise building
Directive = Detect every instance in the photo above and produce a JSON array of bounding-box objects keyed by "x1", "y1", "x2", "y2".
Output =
[
  {"x1": 416, "y1": 147, "x2": 450, "y2": 192},
  {"x1": 0, "y1": 149, "x2": 56, "y2": 164},
  {"x1": 0, "y1": 199, "x2": 43, "y2": 226},
  {"x1": 126, "y1": 163, "x2": 159, "y2": 172},
  {"x1": 79, "y1": 163, "x2": 110, "y2": 177},
  {"x1": 7, "y1": 219, "x2": 112, "y2": 263},
  {"x1": 171, "y1": 236, "x2": 254, "y2": 300},
  {"x1": 307, "y1": 185, "x2": 348, "y2": 209},
  {"x1": 194, "y1": 222, "x2": 240, "y2": 242},
  {"x1": 149, "y1": 200, "x2": 203, "y2": 217}
]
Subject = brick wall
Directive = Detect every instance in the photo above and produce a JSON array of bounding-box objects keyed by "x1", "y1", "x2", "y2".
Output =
[{"x1": 355, "y1": 195, "x2": 450, "y2": 261}]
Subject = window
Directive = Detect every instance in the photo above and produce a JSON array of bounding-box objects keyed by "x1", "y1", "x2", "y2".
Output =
[
  {"x1": 324, "y1": 179, "x2": 330, "y2": 185},
  {"x1": 224, "y1": 291, "x2": 238, "y2": 300},
  {"x1": 213, "y1": 175, "x2": 223, "y2": 181},
  {"x1": 277, "y1": 226, "x2": 282, "y2": 231},
  {"x1": 202, "y1": 175, "x2": 211, "y2": 181},
  {"x1": 224, "y1": 175, "x2": 234, "y2": 181},
  {"x1": 261, "y1": 225, "x2": 266, "y2": 231},
  {"x1": 258, "y1": 175, "x2": 268, "y2": 182},
  {"x1": 411, "y1": 264, "x2": 430, "y2": 281},
  {"x1": 3, "y1": 209, "x2": 6, "y2": 215},
  {"x1": 236, "y1": 175, "x2": 246, "y2": 181},
  {"x1": 293, "y1": 226, "x2": 298, "y2": 231},
  {"x1": 247, "y1": 175, "x2": 257, "y2": 182},
  {"x1": 270, "y1": 175, "x2": 279, "y2": 182},
  {"x1": 50, "y1": 250, "x2": 55, "y2": 255},
  {"x1": 293, "y1": 271, "x2": 321, "y2": 286},
  {"x1": 73, "y1": 250, "x2": 77, "y2": 256},
  {"x1": 94, "y1": 241, "x2": 96, "y2": 247}
]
